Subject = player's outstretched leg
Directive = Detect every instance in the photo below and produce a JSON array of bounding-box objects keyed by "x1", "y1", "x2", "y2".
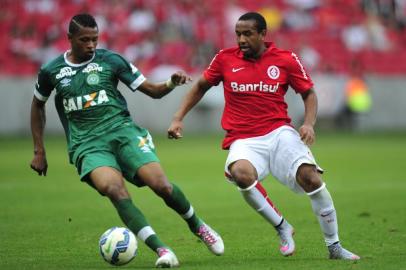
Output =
[
  {"x1": 162, "y1": 183, "x2": 224, "y2": 255},
  {"x1": 239, "y1": 180, "x2": 295, "y2": 256},
  {"x1": 155, "y1": 247, "x2": 180, "y2": 268},
  {"x1": 307, "y1": 183, "x2": 360, "y2": 260},
  {"x1": 113, "y1": 199, "x2": 179, "y2": 266}
]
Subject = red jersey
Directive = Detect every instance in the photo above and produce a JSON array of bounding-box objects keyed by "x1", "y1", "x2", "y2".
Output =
[{"x1": 203, "y1": 42, "x2": 313, "y2": 149}]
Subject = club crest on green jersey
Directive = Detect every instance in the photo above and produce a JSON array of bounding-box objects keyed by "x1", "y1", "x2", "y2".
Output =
[
  {"x1": 86, "y1": 73, "x2": 100, "y2": 85},
  {"x1": 83, "y1": 63, "x2": 103, "y2": 85},
  {"x1": 63, "y1": 90, "x2": 109, "y2": 112}
]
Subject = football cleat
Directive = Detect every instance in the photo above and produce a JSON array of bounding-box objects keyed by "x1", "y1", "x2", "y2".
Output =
[
  {"x1": 155, "y1": 248, "x2": 179, "y2": 268},
  {"x1": 328, "y1": 242, "x2": 360, "y2": 260},
  {"x1": 196, "y1": 223, "x2": 225, "y2": 255},
  {"x1": 276, "y1": 220, "x2": 295, "y2": 256}
]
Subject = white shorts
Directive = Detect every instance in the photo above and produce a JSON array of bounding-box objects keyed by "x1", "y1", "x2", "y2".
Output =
[{"x1": 225, "y1": 126, "x2": 323, "y2": 193}]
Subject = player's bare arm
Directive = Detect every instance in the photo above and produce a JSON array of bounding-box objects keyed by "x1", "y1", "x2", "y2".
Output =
[
  {"x1": 299, "y1": 88, "x2": 318, "y2": 146},
  {"x1": 168, "y1": 76, "x2": 212, "y2": 139},
  {"x1": 137, "y1": 71, "x2": 192, "y2": 99},
  {"x1": 30, "y1": 96, "x2": 48, "y2": 176}
]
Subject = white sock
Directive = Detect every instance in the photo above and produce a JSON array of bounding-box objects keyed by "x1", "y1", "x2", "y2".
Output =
[
  {"x1": 307, "y1": 183, "x2": 339, "y2": 246},
  {"x1": 239, "y1": 181, "x2": 283, "y2": 226}
]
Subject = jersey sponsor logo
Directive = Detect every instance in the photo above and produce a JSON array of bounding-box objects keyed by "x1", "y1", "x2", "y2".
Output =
[
  {"x1": 230, "y1": 81, "x2": 279, "y2": 93},
  {"x1": 137, "y1": 133, "x2": 155, "y2": 153},
  {"x1": 82, "y1": 63, "x2": 103, "y2": 73},
  {"x1": 129, "y1": 63, "x2": 138, "y2": 74},
  {"x1": 62, "y1": 89, "x2": 109, "y2": 112},
  {"x1": 56, "y1": 67, "x2": 77, "y2": 79},
  {"x1": 60, "y1": 78, "x2": 71, "y2": 87},
  {"x1": 267, "y1": 65, "x2": 280, "y2": 79},
  {"x1": 291, "y1": 53, "x2": 308, "y2": 79},
  {"x1": 232, "y1": 67, "x2": 245, "y2": 72}
]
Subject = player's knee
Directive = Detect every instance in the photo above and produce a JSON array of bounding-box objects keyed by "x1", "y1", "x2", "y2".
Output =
[
  {"x1": 296, "y1": 164, "x2": 323, "y2": 192},
  {"x1": 157, "y1": 183, "x2": 173, "y2": 198},
  {"x1": 150, "y1": 177, "x2": 173, "y2": 198},
  {"x1": 103, "y1": 183, "x2": 129, "y2": 201},
  {"x1": 230, "y1": 166, "x2": 256, "y2": 189}
]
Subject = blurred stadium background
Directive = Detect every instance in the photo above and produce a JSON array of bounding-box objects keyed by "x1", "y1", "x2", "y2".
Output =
[
  {"x1": 1, "y1": 2, "x2": 406, "y2": 269},
  {"x1": 0, "y1": 0, "x2": 405, "y2": 135}
]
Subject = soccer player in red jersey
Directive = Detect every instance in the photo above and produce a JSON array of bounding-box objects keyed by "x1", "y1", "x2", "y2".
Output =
[{"x1": 168, "y1": 12, "x2": 360, "y2": 260}]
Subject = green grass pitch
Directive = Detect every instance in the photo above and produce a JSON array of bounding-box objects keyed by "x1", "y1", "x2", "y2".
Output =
[{"x1": 0, "y1": 132, "x2": 405, "y2": 270}]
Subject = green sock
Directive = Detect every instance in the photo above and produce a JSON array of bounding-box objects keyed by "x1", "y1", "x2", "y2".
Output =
[
  {"x1": 113, "y1": 198, "x2": 167, "y2": 253},
  {"x1": 164, "y1": 183, "x2": 203, "y2": 233}
]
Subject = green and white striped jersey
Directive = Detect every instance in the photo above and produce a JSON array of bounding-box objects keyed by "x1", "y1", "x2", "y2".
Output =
[{"x1": 35, "y1": 49, "x2": 145, "y2": 161}]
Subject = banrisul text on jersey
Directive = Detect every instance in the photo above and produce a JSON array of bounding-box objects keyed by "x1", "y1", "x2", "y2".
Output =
[{"x1": 230, "y1": 82, "x2": 279, "y2": 92}]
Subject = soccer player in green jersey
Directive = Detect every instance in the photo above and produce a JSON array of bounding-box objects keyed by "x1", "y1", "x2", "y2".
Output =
[{"x1": 30, "y1": 13, "x2": 224, "y2": 268}]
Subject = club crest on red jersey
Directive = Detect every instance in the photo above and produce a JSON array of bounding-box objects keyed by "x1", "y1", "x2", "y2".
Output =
[{"x1": 267, "y1": 65, "x2": 280, "y2": 80}]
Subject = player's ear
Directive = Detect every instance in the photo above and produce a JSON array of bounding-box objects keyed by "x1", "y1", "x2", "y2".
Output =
[
  {"x1": 67, "y1": 32, "x2": 73, "y2": 42},
  {"x1": 260, "y1": 29, "x2": 266, "y2": 40}
]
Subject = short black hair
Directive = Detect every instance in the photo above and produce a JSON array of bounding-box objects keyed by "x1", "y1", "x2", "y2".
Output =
[
  {"x1": 68, "y1": 13, "x2": 98, "y2": 35},
  {"x1": 238, "y1": 12, "x2": 267, "y2": 33}
]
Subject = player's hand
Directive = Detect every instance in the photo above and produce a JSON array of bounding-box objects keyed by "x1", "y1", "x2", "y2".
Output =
[
  {"x1": 30, "y1": 152, "x2": 48, "y2": 176},
  {"x1": 170, "y1": 71, "x2": 192, "y2": 86},
  {"x1": 168, "y1": 119, "x2": 184, "y2": 139},
  {"x1": 299, "y1": 124, "x2": 315, "y2": 146}
]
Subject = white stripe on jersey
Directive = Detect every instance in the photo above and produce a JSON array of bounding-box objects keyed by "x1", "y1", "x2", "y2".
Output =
[
  {"x1": 291, "y1": 52, "x2": 308, "y2": 79},
  {"x1": 207, "y1": 49, "x2": 223, "y2": 70},
  {"x1": 34, "y1": 89, "x2": 49, "y2": 102},
  {"x1": 130, "y1": 75, "x2": 146, "y2": 90},
  {"x1": 129, "y1": 63, "x2": 138, "y2": 74}
]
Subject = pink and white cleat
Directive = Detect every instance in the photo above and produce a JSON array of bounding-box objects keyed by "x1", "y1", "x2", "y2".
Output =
[
  {"x1": 276, "y1": 221, "x2": 295, "y2": 256},
  {"x1": 155, "y1": 248, "x2": 179, "y2": 268},
  {"x1": 196, "y1": 223, "x2": 225, "y2": 256}
]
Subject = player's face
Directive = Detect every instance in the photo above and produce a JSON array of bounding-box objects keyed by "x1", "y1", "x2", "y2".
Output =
[
  {"x1": 68, "y1": 26, "x2": 98, "y2": 62},
  {"x1": 235, "y1": 20, "x2": 266, "y2": 59}
]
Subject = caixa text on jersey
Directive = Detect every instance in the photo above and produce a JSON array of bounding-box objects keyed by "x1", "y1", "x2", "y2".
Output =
[{"x1": 63, "y1": 90, "x2": 109, "y2": 112}]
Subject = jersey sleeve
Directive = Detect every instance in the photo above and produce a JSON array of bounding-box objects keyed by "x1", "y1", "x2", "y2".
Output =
[
  {"x1": 34, "y1": 67, "x2": 54, "y2": 102},
  {"x1": 107, "y1": 53, "x2": 146, "y2": 91},
  {"x1": 203, "y1": 51, "x2": 224, "y2": 86},
  {"x1": 287, "y1": 52, "x2": 314, "y2": 94}
]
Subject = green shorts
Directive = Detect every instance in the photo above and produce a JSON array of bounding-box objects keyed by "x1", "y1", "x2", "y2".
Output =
[{"x1": 74, "y1": 123, "x2": 159, "y2": 187}]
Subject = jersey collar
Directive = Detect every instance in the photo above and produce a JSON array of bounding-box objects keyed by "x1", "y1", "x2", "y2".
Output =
[{"x1": 64, "y1": 50, "x2": 96, "y2": 67}]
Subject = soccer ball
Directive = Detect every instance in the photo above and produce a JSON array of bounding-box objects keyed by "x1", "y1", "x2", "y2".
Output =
[{"x1": 99, "y1": 227, "x2": 138, "y2": 265}]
